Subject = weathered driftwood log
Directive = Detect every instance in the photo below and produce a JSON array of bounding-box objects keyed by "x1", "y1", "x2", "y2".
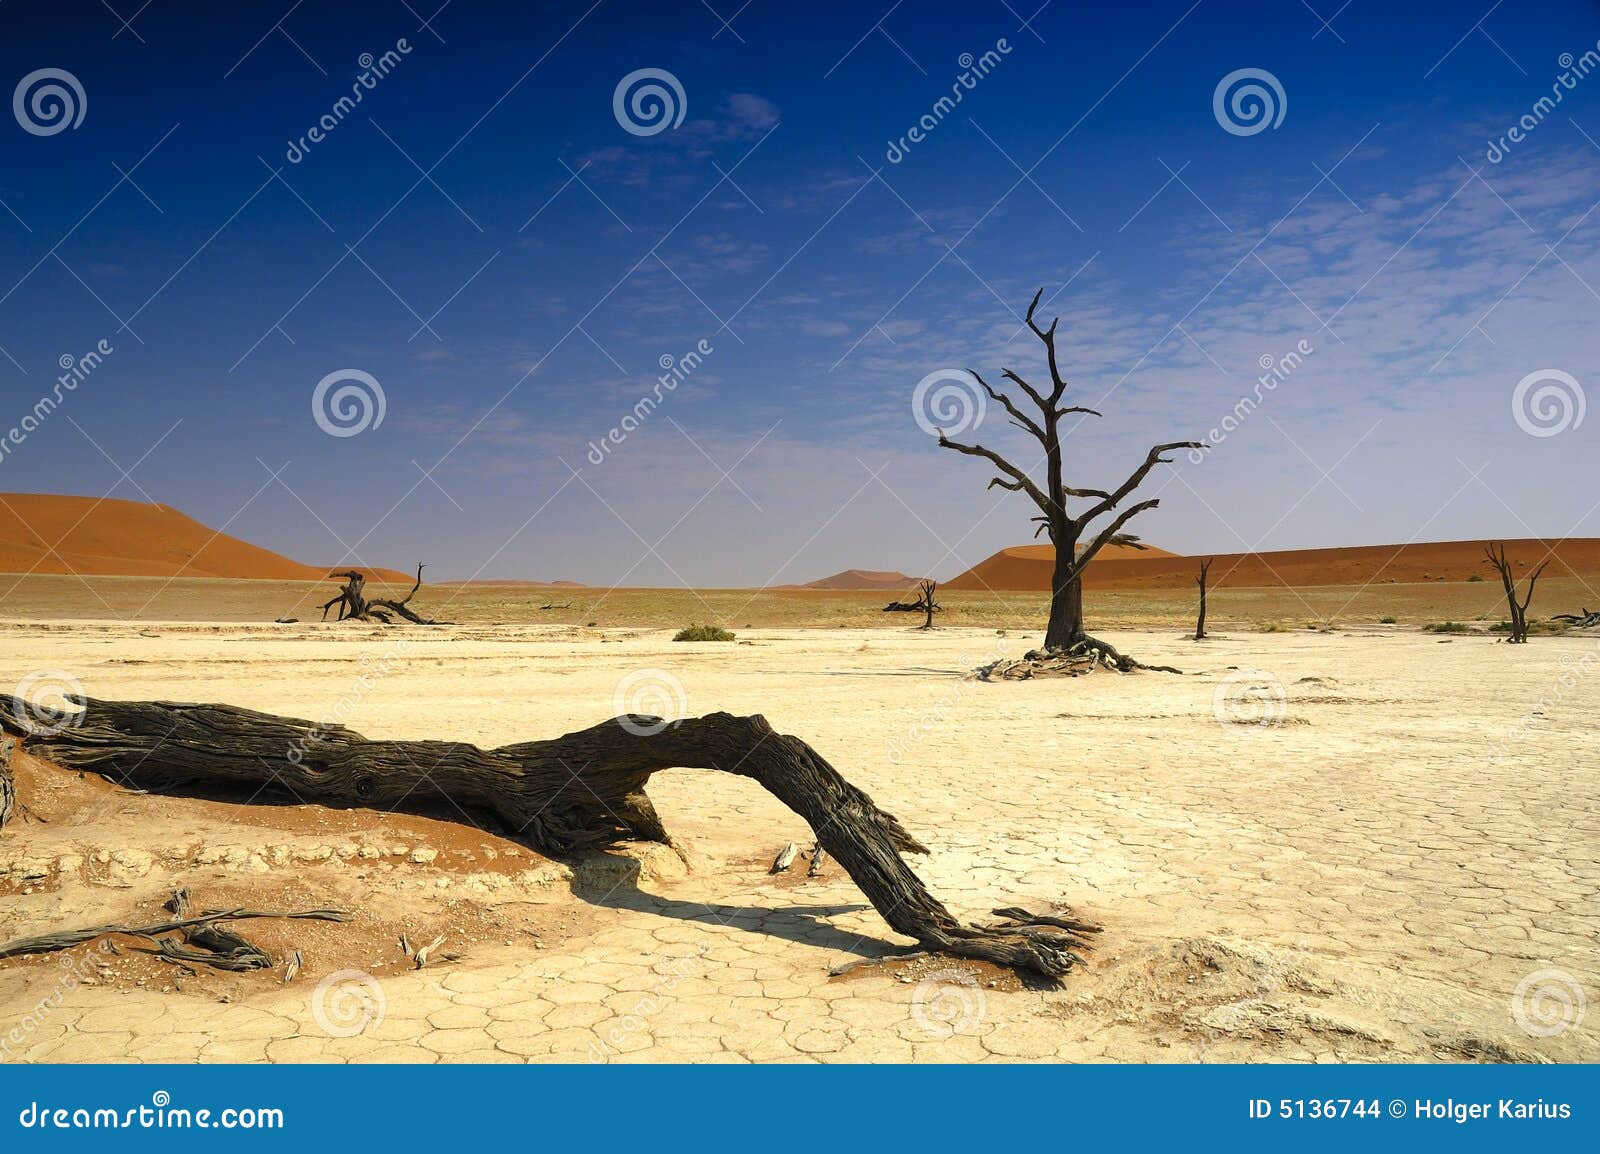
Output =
[
  {"x1": 1553, "y1": 608, "x2": 1600, "y2": 628},
  {"x1": 0, "y1": 734, "x2": 15, "y2": 830},
  {"x1": 0, "y1": 903, "x2": 350, "y2": 961},
  {"x1": 319, "y1": 564, "x2": 442, "y2": 624},
  {"x1": 0, "y1": 696, "x2": 1096, "y2": 979}
]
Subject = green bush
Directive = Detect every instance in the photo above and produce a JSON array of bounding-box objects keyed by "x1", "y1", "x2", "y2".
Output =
[
  {"x1": 1467, "y1": 573, "x2": 1484, "y2": 582},
  {"x1": 674, "y1": 623, "x2": 736, "y2": 642},
  {"x1": 1379, "y1": 616, "x2": 1397, "y2": 624},
  {"x1": 1423, "y1": 621, "x2": 1471, "y2": 634}
]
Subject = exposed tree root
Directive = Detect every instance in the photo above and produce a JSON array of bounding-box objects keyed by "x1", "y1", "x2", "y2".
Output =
[{"x1": 980, "y1": 635, "x2": 1184, "y2": 679}]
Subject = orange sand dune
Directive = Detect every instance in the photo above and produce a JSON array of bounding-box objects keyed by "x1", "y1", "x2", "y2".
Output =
[
  {"x1": 946, "y1": 538, "x2": 1600, "y2": 591},
  {"x1": 0, "y1": 493, "x2": 412, "y2": 582},
  {"x1": 775, "y1": 568, "x2": 926, "y2": 591}
]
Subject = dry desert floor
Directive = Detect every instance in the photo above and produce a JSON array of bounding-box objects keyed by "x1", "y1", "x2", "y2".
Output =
[{"x1": 0, "y1": 613, "x2": 1596, "y2": 1063}]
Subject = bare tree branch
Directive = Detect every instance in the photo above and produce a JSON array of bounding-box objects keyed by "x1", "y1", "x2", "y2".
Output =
[
  {"x1": 1071, "y1": 499, "x2": 1160, "y2": 575},
  {"x1": 972, "y1": 369, "x2": 1044, "y2": 440},
  {"x1": 1078, "y1": 442, "x2": 1204, "y2": 529},
  {"x1": 939, "y1": 433, "x2": 1050, "y2": 512}
]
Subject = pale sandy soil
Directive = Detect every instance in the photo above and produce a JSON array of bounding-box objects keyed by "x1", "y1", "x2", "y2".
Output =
[{"x1": 1, "y1": 618, "x2": 1596, "y2": 1064}]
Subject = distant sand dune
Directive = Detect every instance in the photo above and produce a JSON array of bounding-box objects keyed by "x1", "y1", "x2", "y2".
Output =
[
  {"x1": 0, "y1": 493, "x2": 413, "y2": 582},
  {"x1": 946, "y1": 538, "x2": 1600, "y2": 591},
  {"x1": 774, "y1": 568, "x2": 927, "y2": 591}
]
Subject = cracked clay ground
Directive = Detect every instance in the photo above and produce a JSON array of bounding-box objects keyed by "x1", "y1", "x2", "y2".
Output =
[{"x1": 1, "y1": 622, "x2": 1596, "y2": 1063}]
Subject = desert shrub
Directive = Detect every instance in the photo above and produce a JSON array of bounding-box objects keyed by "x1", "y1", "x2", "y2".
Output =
[
  {"x1": 1424, "y1": 621, "x2": 1471, "y2": 634},
  {"x1": 1257, "y1": 622, "x2": 1287, "y2": 633},
  {"x1": 674, "y1": 623, "x2": 736, "y2": 642},
  {"x1": 1467, "y1": 573, "x2": 1484, "y2": 582},
  {"x1": 1379, "y1": 616, "x2": 1397, "y2": 624}
]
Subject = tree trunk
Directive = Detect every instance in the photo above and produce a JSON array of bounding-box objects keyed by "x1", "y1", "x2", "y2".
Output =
[
  {"x1": 1, "y1": 696, "x2": 1096, "y2": 979},
  {"x1": 0, "y1": 734, "x2": 15, "y2": 831},
  {"x1": 1194, "y1": 558, "x2": 1212, "y2": 642},
  {"x1": 1044, "y1": 537, "x2": 1085, "y2": 651}
]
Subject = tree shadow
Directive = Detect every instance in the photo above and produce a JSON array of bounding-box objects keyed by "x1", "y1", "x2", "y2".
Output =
[{"x1": 573, "y1": 852, "x2": 904, "y2": 958}]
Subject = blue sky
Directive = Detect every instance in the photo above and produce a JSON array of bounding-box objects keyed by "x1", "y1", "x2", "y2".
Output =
[{"x1": 1, "y1": 0, "x2": 1597, "y2": 584}]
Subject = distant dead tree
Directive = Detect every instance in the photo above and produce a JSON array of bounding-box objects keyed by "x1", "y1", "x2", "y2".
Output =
[
  {"x1": 319, "y1": 564, "x2": 442, "y2": 624},
  {"x1": 1553, "y1": 608, "x2": 1600, "y2": 628},
  {"x1": 917, "y1": 579, "x2": 939, "y2": 630},
  {"x1": 1194, "y1": 558, "x2": 1213, "y2": 641},
  {"x1": 1483, "y1": 542, "x2": 1548, "y2": 643},
  {"x1": 937, "y1": 290, "x2": 1202, "y2": 667}
]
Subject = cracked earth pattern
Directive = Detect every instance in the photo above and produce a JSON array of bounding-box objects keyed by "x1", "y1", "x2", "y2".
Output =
[{"x1": 1, "y1": 623, "x2": 1596, "y2": 1062}]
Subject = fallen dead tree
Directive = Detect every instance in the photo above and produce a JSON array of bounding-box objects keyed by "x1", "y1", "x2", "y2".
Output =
[
  {"x1": 0, "y1": 695, "x2": 1096, "y2": 980},
  {"x1": 1553, "y1": 608, "x2": 1600, "y2": 628},
  {"x1": 318, "y1": 564, "x2": 445, "y2": 624}
]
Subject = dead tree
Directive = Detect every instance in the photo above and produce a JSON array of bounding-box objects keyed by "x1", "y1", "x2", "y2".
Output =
[
  {"x1": 917, "y1": 579, "x2": 939, "y2": 630},
  {"x1": 319, "y1": 564, "x2": 441, "y2": 624},
  {"x1": 1193, "y1": 558, "x2": 1213, "y2": 641},
  {"x1": 937, "y1": 290, "x2": 1202, "y2": 668},
  {"x1": 1553, "y1": 608, "x2": 1600, "y2": 628},
  {"x1": 1483, "y1": 542, "x2": 1548, "y2": 643},
  {"x1": 1, "y1": 695, "x2": 1097, "y2": 980}
]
